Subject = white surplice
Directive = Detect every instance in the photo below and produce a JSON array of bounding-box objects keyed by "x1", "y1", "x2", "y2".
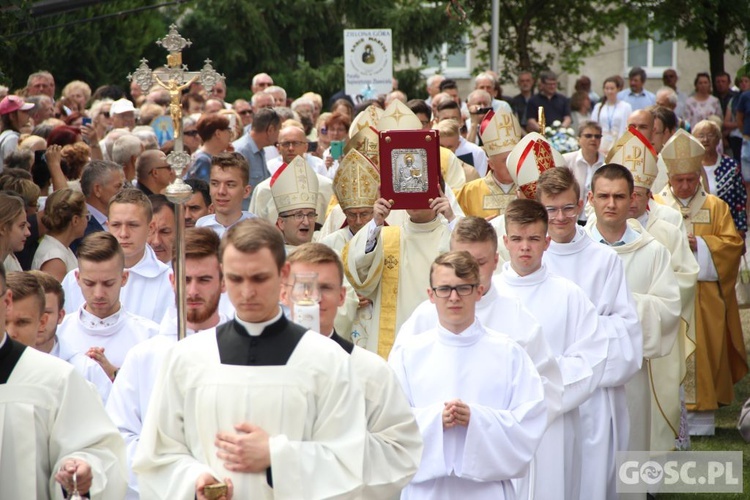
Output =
[
  {"x1": 0, "y1": 335, "x2": 127, "y2": 500},
  {"x1": 57, "y1": 305, "x2": 159, "y2": 370},
  {"x1": 388, "y1": 320, "x2": 547, "y2": 500},
  {"x1": 106, "y1": 306, "x2": 229, "y2": 500},
  {"x1": 544, "y1": 225, "x2": 643, "y2": 500},
  {"x1": 346, "y1": 345, "x2": 423, "y2": 499},
  {"x1": 50, "y1": 334, "x2": 112, "y2": 403},
  {"x1": 496, "y1": 263, "x2": 607, "y2": 500},
  {"x1": 61, "y1": 245, "x2": 175, "y2": 323},
  {"x1": 585, "y1": 220, "x2": 681, "y2": 454},
  {"x1": 132, "y1": 329, "x2": 367, "y2": 499}
]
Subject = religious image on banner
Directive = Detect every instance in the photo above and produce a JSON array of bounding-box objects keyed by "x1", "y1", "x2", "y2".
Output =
[{"x1": 392, "y1": 150, "x2": 428, "y2": 193}]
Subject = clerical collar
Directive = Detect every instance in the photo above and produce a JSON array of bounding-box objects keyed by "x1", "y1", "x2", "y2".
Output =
[
  {"x1": 490, "y1": 174, "x2": 514, "y2": 193},
  {"x1": 80, "y1": 304, "x2": 123, "y2": 330},
  {"x1": 234, "y1": 308, "x2": 284, "y2": 336}
]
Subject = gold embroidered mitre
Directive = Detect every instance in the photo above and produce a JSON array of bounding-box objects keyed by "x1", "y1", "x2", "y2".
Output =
[
  {"x1": 606, "y1": 128, "x2": 659, "y2": 189},
  {"x1": 334, "y1": 150, "x2": 380, "y2": 211},
  {"x1": 377, "y1": 100, "x2": 422, "y2": 131},
  {"x1": 270, "y1": 156, "x2": 319, "y2": 213},
  {"x1": 659, "y1": 129, "x2": 705, "y2": 176},
  {"x1": 345, "y1": 125, "x2": 380, "y2": 169},
  {"x1": 349, "y1": 105, "x2": 384, "y2": 138},
  {"x1": 479, "y1": 108, "x2": 523, "y2": 157}
]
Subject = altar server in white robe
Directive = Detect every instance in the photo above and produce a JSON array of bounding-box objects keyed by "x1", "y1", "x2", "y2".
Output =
[
  {"x1": 133, "y1": 218, "x2": 367, "y2": 499},
  {"x1": 57, "y1": 232, "x2": 159, "y2": 381},
  {"x1": 537, "y1": 167, "x2": 642, "y2": 500},
  {"x1": 61, "y1": 188, "x2": 174, "y2": 323},
  {"x1": 586, "y1": 164, "x2": 681, "y2": 455},
  {"x1": 27, "y1": 270, "x2": 112, "y2": 403},
  {"x1": 0, "y1": 264, "x2": 127, "y2": 500},
  {"x1": 389, "y1": 251, "x2": 547, "y2": 499},
  {"x1": 394, "y1": 216, "x2": 563, "y2": 424},
  {"x1": 604, "y1": 130, "x2": 698, "y2": 452},
  {"x1": 283, "y1": 243, "x2": 423, "y2": 498},
  {"x1": 343, "y1": 192, "x2": 456, "y2": 358},
  {"x1": 497, "y1": 198, "x2": 607, "y2": 500},
  {"x1": 106, "y1": 228, "x2": 229, "y2": 500}
]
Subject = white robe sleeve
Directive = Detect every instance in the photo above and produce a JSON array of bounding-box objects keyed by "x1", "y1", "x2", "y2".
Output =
[
  {"x1": 352, "y1": 348, "x2": 423, "y2": 497},
  {"x1": 516, "y1": 320, "x2": 564, "y2": 425},
  {"x1": 633, "y1": 246, "x2": 682, "y2": 359},
  {"x1": 459, "y1": 344, "x2": 546, "y2": 481},
  {"x1": 695, "y1": 237, "x2": 719, "y2": 282},
  {"x1": 345, "y1": 221, "x2": 385, "y2": 298},
  {"x1": 50, "y1": 366, "x2": 128, "y2": 499}
]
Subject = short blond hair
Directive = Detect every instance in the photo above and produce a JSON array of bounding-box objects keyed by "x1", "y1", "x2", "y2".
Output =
[
  {"x1": 287, "y1": 243, "x2": 344, "y2": 285},
  {"x1": 109, "y1": 188, "x2": 153, "y2": 222},
  {"x1": 430, "y1": 251, "x2": 479, "y2": 286},
  {"x1": 76, "y1": 231, "x2": 125, "y2": 268},
  {"x1": 221, "y1": 218, "x2": 285, "y2": 271},
  {"x1": 6, "y1": 271, "x2": 45, "y2": 316}
]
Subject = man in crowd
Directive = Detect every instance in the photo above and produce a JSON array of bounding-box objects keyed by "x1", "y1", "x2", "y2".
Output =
[
  {"x1": 662, "y1": 68, "x2": 687, "y2": 119},
  {"x1": 107, "y1": 228, "x2": 228, "y2": 500},
  {"x1": 656, "y1": 130, "x2": 747, "y2": 435},
  {"x1": 424, "y1": 74, "x2": 444, "y2": 107},
  {"x1": 714, "y1": 71, "x2": 736, "y2": 117},
  {"x1": 25, "y1": 70, "x2": 55, "y2": 99},
  {"x1": 389, "y1": 251, "x2": 547, "y2": 498},
  {"x1": 111, "y1": 135, "x2": 142, "y2": 185},
  {"x1": 619, "y1": 67, "x2": 656, "y2": 111},
  {"x1": 196, "y1": 152, "x2": 255, "y2": 237},
  {"x1": 0, "y1": 263, "x2": 128, "y2": 500},
  {"x1": 536, "y1": 167, "x2": 641, "y2": 499},
  {"x1": 184, "y1": 178, "x2": 213, "y2": 228},
  {"x1": 282, "y1": 243, "x2": 422, "y2": 498},
  {"x1": 474, "y1": 73, "x2": 512, "y2": 113},
  {"x1": 147, "y1": 195, "x2": 176, "y2": 265},
  {"x1": 251, "y1": 72, "x2": 274, "y2": 94},
  {"x1": 62, "y1": 189, "x2": 174, "y2": 323},
  {"x1": 525, "y1": 70, "x2": 571, "y2": 132},
  {"x1": 133, "y1": 218, "x2": 368, "y2": 498},
  {"x1": 233, "y1": 107, "x2": 281, "y2": 189},
  {"x1": 57, "y1": 232, "x2": 159, "y2": 381},
  {"x1": 135, "y1": 150, "x2": 174, "y2": 196},
  {"x1": 71, "y1": 159, "x2": 126, "y2": 251},
  {"x1": 110, "y1": 98, "x2": 137, "y2": 130},
  {"x1": 511, "y1": 71, "x2": 535, "y2": 129}
]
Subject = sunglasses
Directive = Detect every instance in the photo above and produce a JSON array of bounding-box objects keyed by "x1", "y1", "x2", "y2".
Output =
[
  {"x1": 581, "y1": 133, "x2": 602, "y2": 139},
  {"x1": 239, "y1": 110, "x2": 253, "y2": 116},
  {"x1": 184, "y1": 130, "x2": 199, "y2": 137}
]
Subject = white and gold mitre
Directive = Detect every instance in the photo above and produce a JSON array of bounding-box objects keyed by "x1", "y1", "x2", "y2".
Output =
[
  {"x1": 349, "y1": 104, "x2": 384, "y2": 138},
  {"x1": 270, "y1": 156, "x2": 319, "y2": 213},
  {"x1": 479, "y1": 108, "x2": 523, "y2": 157},
  {"x1": 659, "y1": 129, "x2": 705, "y2": 176},
  {"x1": 334, "y1": 150, "x2": 380, "y2": 211},
  {"x1": 376, "y1": 100, "x2": 422, "y2": 131},
  {"x1": 507, "y1": 132, "x2": 556, "y2": 199},
  {"x1": 345, "y1": 125, "x2": 380, "y2": 169},
  {"x1": 605, "y1": 128, "x2": 659, "y2": 189}
]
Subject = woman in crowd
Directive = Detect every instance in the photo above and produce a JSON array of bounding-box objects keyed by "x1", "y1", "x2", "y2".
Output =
[
  {"x1": 31, "y1": 188, "x2": 88, "y2": 281},
  {"x1": 569, "y1": 90, "x2": 592, "y2": 133},
  {"x1": 693, "y1": 119, "x2": 747, "y2": 236},
  {"x1": 0, "y1": 95, "x2": 34, "y2": 172},
  {"x1": 685, "y1": 73, "x2": 722, "y2": 128},
  {"x1": 591, "y1": 76, "x2": 632, "y2": 155},
  {"x1": 188, "y1": 113, "x2": 232, "y2": 181},
  {"x1": 0, "y1": 193, "x2": 31, "y2": 272}
]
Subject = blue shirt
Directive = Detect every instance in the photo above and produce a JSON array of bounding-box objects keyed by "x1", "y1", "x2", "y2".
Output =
[
  {"x1": 617, "y1": 88, "x2": 656, "y2": 111},
  {"x1": 736, "y1": 91, "x2": 750, "y2": 136}
]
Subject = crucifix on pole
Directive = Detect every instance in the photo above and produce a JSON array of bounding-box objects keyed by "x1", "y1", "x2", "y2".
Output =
[{"x1": 128, "y1": 24, "x2": 225, "y2": 342}]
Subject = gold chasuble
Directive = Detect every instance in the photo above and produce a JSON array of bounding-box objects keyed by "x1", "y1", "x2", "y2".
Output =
[
  {"x1": 658, "y1": 187, "x2": 747, "y2": 410},
  {"x1": 455, "y1": 173, "x2": 516, "y2": 219}
]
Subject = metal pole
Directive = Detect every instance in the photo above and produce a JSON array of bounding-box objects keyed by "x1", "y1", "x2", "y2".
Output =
[{"x1": 490, "y1": 0, "x2": 499, "y2": 73}]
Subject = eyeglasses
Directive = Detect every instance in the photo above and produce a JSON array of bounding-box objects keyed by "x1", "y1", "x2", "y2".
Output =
[
  {"x1": 344, "y1": 210, "x2": 374, "y2": 221},
  {"x1": 431, "y1": 284, "x2": 478, "y2": 298},
  {"x1": 239, "y1": 110, "x2": 253, "y2": 116},
  {"x1": 278, "y1": 141, "x2": 307, "y2": 149},
  {"x1": 102, "y1": 111, "x2": 110, "y2": 118},
  {"x1": 153, "y1": 166, "x2": 172, "y2": 172},
  {"x1": 694, "y1": 134, "x2": 717, "y2": 141},
  {"x1": 184, "y1": 130, "x2": 199, "y2": 137},
  {"x1": 545, "y1": 204, "x2": 578, "y2": 218},
  {"x1": 280, "y1": 212, "x2": 317, "y2": 222},
  {"x1": 581, "y1": 133, "x2": 602, "y2": 139}
]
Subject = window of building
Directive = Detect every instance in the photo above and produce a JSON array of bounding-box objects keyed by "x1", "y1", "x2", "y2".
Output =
[
  {"x1": 422, "y1": 35, "x2": 471, "y2": 78},
  {"x1": 625, "y1": 28, "x2": 676, "y2": 77}
]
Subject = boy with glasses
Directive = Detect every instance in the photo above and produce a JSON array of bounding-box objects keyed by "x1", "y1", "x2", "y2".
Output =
[{"x1": 389, "y1": 250, "x2": 547, "y2": 499}]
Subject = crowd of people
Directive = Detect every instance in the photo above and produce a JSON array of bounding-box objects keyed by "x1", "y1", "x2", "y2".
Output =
[{"x1": 0, "y1": 62, "x2": 749, "y2": 499}]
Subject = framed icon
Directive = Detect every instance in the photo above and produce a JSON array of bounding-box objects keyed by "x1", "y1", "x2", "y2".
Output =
[{"x1": 379, "y1": 130, "x2": 441, "y2": 209}]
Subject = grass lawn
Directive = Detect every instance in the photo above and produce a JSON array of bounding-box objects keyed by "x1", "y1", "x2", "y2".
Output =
[{"x1": 657, "y1": 309, "x2": 750, "y2": 499}]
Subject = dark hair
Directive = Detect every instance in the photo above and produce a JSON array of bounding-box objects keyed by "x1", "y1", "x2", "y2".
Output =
[
  {"x1": 570, "y1": 91, "x2": 590, "y2": 113},
  {"x1": 6, "y1": 271, "x2": 45, "y2": 315},
  {"x1": 76, "y1": 231, "x2": 125, "y2": 267},
  {"x1": 537, "y1": 166, "x2": 580, "y2": 200},
  {"x1": 210, "y1": 152, "x2": 249, "y2": 183},
  {"x1": 196, "y1": 113, "x2": 230, "y2": 142},
  {"x1": 148, "y1": 194, "x2": 175, "y2": 216},
  {"x1": 29, "y1": 269, "x2": 64, "y2": 310},
  {"x1": 648, "y1": 105, "x2": 677, "y2": 133},
  {"x1": 504, "y1": 198, "x2": 549, "y2": 229},
  {"x1": 185, "y1": 178, "x2": 211, "y2": 206},
  {"x1": 628, "y1": 67, "x2": 647, "y2": 83},
  {"x1": 181, "y1": 92, "x2": 205, "y2": 113},
  {"x1": 591, "y1": 163, "x2": 634, "y2": 195},
  {"x1": 694, "y1": 72, "x2": 711, "y2": 88},
  {"x1": 251, "y1": 108, "x2": 281, "y2": 133},
  {"x1": 436, "y1": 99, "x2": 460, "y2": 112},
  {"x1": 46, "y1": 125, "x2": 80, "y2": 147},
  {"x1": 439, "y1": 79, "x2": 458, "y2": 91},
  {"x1": 451, "y1": 216, "x2": 498, "y2": 252},
  {"x1": 406, "y1": 99, "x2": 430, "y2": 118},
  {"x1": 173, "y1": 227, "x2": 221, "y2": 268}
]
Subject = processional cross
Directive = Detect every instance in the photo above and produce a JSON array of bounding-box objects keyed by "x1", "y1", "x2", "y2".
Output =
[{"x1": 128, "y1": 25, "x2": 225, "y2": 343}]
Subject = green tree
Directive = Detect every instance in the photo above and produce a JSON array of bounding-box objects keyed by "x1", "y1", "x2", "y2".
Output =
[
  {"x1": 629, "y1": 0, "x2": 750, "y2": 79},
  {"x1": 459, "y1": 0, "x2": 624, "y2": 83}
]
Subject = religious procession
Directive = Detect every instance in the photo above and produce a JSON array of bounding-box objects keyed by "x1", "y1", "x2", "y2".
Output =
[{"x1": 1, "y1": 2, "x2": 750, "y2": 498}]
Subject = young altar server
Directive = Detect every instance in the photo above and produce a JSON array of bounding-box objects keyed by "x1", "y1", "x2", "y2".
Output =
[{"x1": 389, "y1": 250, "x2": 547, "y2": 499}]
